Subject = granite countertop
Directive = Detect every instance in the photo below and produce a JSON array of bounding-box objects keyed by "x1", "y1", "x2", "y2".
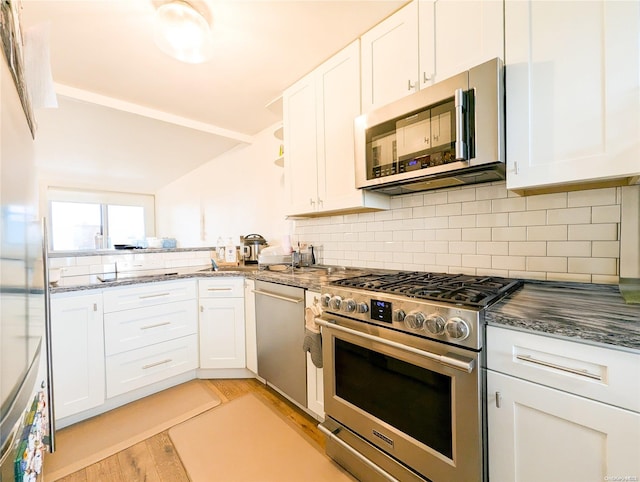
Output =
[
  {"x1": 50, "y1": 265, "x2": 640, "y2": 353},
  {"x1": 486, "y1": 280, "x2": 640, "y2": 353}
]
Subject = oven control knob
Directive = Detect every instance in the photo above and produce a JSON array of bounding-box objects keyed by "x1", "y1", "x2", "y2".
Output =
[
  {"x1": 425, "y1": 314, "x2": 446, "y2": 335},
  {"x1": 393, "y1": 309, "x2": 406, "y2": 322},
  {"x1": 404, "y1": 311, "x2": 426, "y2": 330},
  {"x1": 356, "y1": 302, "x2": 369, "y2": 313},
  {"x1": 445, "y1": 317, "x2": 470, "y2": 340},
  {"x1": 342, "y1": 298, "x2": 357, "y2": 313},
  {"x1": 320, "y1": 293, "x2": 332, "y2": 308},
  {"x1": 329, "y1": 296, "x2": 342, "y2": 310}
]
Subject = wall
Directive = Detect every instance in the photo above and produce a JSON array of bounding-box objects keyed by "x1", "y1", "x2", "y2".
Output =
[
  {"x1": 155, "y1": 123, "x2": 292, "y2": 248},
  {"x1": 293, "y1": 182, "x2": 626, "y2": 284}
]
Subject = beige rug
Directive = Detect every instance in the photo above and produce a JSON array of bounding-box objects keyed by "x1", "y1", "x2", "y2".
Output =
[
  {"x1": 45, "y1": 380, "x2": 221, "y2": 481},
  {"x1": 169, "y1": 393, "x2": 355, "y2": 481}
]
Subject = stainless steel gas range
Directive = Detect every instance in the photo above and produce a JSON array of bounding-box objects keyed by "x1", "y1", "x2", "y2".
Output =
[{"x1": 315, "y1": 271, "x2": 522, "y2": 482}]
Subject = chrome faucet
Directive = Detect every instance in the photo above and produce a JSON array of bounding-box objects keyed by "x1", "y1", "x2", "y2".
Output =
[{"x1": 211, "y1": 258, "x2": 219, "y2": 271}]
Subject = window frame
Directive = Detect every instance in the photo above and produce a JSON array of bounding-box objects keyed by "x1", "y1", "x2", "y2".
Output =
[{"x1": 47, "y1": 188, "x2": 155, "y2": 252}]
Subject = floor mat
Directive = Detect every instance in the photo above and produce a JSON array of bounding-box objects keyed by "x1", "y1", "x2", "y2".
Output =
[
  {"x1": 44, "y1": 379, "x2": 221, "y2": 481},
  {"x1": 169, "y1": 392, "x2": 354, "y2": 481}
]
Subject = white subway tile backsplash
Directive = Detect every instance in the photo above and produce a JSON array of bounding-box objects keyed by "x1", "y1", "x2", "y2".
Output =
[
  {"x1": 461, "y1": 254, "x2": 492, "y2": 268},
  {"x1": 461, "y1": 200, "x2": 492, "y2": 215},
  {"x1": 592, "y1": 205, "x2": 620, "y2": 223},
  {"x1": 75, "y1": 256, "x2": 102, "y2": 266},
  {"x1": 492, "y1": 197, "x2": 526, "y2": 213},
  {"x1": 526, "y1": 192, "x2": 567, "y2": 210},
  {"x1": 492, "y1": 256, "x2": 526, "y2": 271},
  {"x1": 527, "y1": 225, "x2": 567, "y2": 241},
  {"x1": 477, "y1": 241, "x2": 509, "y2": 256},
  {"x1": 568, "y1": 187, "x2": 617, "y2": 207},
  {"x1": 292, "y1": 182, "x2": 627, "y2": 284},
  {"x1": 436, "y1": 203, "x2": 462, "y2": 217},
  {"x1": 592, "y1": 241, "x2": 619, "y2": 258},
  {"x1": 526, "y1": 257, "x2": 567, "y2": 273},
  {"x1": 449, "y1": 215, "x2": 476, "y2": 229},
  {"x1": 462, "y1": 227, "x2": 492, "y2": 241},
  {"x1": 547, "y1": 207, "x2": 591, "y2": 225},
  {"x1": 568, "y1": 224, "x2": 617, "y2": 241},
  {"x1": 568, "y1": 257, "x2": 617, "y2": 275},
  {"x1": 477, "y1": 213, "x2": 509, "y2": 227},
  {"x1": 509, "y1": 242, "x2": 547, "y2": 256},
  {"x1": 509, "y1": 210, "x2": 546, "y2": 227},
  {"x1": 547, "y1": 241, "x2": 591, "y2": 257},
  {"x1": 492, "y1": 227, "x2": 527, "y2": 241}
]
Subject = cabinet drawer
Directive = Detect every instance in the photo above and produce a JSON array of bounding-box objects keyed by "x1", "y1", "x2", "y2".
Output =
[
  {"x1": 487, "y1": 325, "x2": 640, "y2": 412},
  {"x1": 105, "y1": 335, "x2": 198, "y2": 398},
  {"x1": 103, "y1": 280, "x2": 196, "y2": 313},
  {"x1": 198, "y1": 277, "x2": 244, "y2": 298},
  {"x1": 104, "y1": 300, "x2": 197, "y2": 356}
]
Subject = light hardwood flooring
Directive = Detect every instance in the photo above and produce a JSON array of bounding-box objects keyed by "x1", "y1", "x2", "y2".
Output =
[{"x1": 53, "y1": 379, "x2": 325, "y2": 482}]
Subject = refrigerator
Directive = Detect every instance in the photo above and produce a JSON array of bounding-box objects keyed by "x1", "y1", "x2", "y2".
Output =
[{"x1": 0, "y1": 27, "x2": 54, "y2": 481}]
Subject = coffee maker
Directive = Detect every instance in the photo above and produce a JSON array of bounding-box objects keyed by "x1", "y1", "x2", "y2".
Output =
[{"x1": 241, "y1": 234, "x2": 268, "y2": 264}]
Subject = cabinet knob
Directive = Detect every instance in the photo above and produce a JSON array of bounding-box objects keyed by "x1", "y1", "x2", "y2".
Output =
[{"x1": 93, "y1": 303, "x2": 97, "y2": 312}]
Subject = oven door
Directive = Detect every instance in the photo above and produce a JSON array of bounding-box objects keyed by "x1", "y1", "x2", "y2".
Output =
[{"x1": 318, "y1": 316, "x2": 483, "y2": 482}]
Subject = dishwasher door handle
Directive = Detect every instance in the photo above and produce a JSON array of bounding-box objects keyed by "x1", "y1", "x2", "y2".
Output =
[{"x1": 252, "y1": 289, "x2": 304, "y2": 304}]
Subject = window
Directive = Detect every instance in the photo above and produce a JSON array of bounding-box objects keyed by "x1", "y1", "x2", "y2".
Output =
[{"x1": 47, "y1": 188, "x2": 155, "y2": 251}]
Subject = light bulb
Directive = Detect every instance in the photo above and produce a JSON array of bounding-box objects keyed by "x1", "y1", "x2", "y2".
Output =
[{"x1": 154, "y1": 1, "x2": 213, "y2": 64}]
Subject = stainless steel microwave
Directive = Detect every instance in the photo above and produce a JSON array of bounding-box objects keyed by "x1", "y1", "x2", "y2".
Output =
[{"x1": 355, "y1": 58, "x2": 505, "y2": 195}]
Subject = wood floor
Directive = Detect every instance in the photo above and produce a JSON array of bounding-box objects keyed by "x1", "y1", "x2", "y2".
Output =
[{"x1": 53, "y1": 379, "x2": 325, "y2": 482}]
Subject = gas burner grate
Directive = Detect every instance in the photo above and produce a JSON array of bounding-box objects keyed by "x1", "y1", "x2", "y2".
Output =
[{"x1": 331, "y1": 272, "x2": 523, "y2": 307}]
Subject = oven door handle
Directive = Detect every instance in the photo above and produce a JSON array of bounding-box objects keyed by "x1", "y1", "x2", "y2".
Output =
[
  {"x1": 318, "y1": 424, "x2": 401, "y2": 482},
  {"x1": 316, "y1": 318, "x2": 475, "y2": 373},
  {"x1": 315, "y1": 318, "x2": 475, "y2": 373}
]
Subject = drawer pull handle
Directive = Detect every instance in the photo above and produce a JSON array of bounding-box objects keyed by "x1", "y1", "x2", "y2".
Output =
[
  {"x1": 495, "y1": 391, "x2": 502, "y2": 408},
  {"x1": 207, "y1": 287, "x2": 233, "y2": 291},
  {"x1": 139, "y1": 292, "x2": 171, "y2": 299},
  {"x1": 140, "y1": 321, "x2": 171, "y2": 330},
  {"x1": 516, "y1": 354, "x2": 602, "y2": 381},
  {"x1": 142, "y1": 358, "x2": 172, "y2": 370}
]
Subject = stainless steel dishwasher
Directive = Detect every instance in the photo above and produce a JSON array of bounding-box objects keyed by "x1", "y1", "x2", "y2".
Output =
[{"x1": 254, "y1": 280, "x2": 307, "y2": 407}]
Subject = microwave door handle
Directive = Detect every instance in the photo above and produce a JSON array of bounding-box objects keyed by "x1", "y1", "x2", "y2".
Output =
[
  {"x1": 454, "y1": 88, "x2": 467, "y2": 160},
  {"x1": 316, "y1": 318, "x2": 474, "y2": 373}
]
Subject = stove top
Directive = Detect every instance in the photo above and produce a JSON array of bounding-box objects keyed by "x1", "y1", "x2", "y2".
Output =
[{"x1": 330, "y1": 272, "x2": 522, "y2": 308}]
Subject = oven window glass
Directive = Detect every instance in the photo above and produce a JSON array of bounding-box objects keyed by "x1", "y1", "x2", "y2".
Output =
[{"x1": 334, "y1": 339, "x2": 452, "y2": 458}]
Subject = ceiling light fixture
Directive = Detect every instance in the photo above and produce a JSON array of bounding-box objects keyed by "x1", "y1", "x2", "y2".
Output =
[{"x1": 152, "y1": 0, "x2": 213, "y2": 64}]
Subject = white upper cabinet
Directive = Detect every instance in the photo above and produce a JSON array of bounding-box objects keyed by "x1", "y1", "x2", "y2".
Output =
[
  {"x1": 284, "y1": 40, "x2": 389, "y2": 216},
  {"x1": 505, "y1": 0, "x2": 640, "y2": 191},
  {"x1": 361, "y1": 0, "x2": 504, "y2": 112},
  {"x1": 419, "y1": 0, "x2": 504, "y2": 88},
  {"x1": 361, "y1": 1, "x2": 419, "y2": 112}
]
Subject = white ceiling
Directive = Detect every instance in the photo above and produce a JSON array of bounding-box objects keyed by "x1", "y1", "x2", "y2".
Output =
[{"x1": 19, "y1": 0, "x2": 408, "y2": 193}]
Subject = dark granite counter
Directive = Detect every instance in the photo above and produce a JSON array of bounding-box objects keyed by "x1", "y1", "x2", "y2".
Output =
[
  {"x1": 486, "y1": 281, "x2": 640, "y2": 353},
  {"x1": 50, "y1": 265, "x2": 640, "y2": 353}
]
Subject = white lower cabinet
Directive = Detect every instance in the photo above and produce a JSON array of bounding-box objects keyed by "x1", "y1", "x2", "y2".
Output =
[
  {"x1": 103, "y1": 280, "x2": 198, "y2": 397},
  {"x1": 487, "y1": 371, "x2": 640, "y2": 482},
  {"x1": 244, "y1": 278, "x2": 258, "y2": 374},
  {"x1": 305, "y1": 290, "x2": 324, "y2": 419},
  {"x1": 50, "y1": 292, "x2": 105, "y2": 420},
  {"x1": 198, "y1": 278, "x2": 246, "y2": 369},
  {"x1": 487, "y1": 325, "x2": 640, "y2": 482},
  {"x1": 105, "y1": 335, "x2": 198, "y2": 398}
]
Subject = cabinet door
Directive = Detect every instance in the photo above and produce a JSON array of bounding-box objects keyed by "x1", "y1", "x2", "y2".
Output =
[
  {"x1": 361, "y1": 0, "x2": 419, "y2": 112},
  {"x1": 304, "y1": 291, "x2": 323, "y2": 418},
  {"x1": 199, "y1": 297, "x2": 246, "y2": 369},
  {"x1": 316, "y1": 40, "x2": 362, "y2": 213},
  {"x1": 283, "y1": 74, "x2": 318, "y2": 215},
  {"x1": 244, "y1": 279, "x2": 257, "y2": 374},
  {"x1": 505, "y1": 0, "x2": 640, "y2": 190},
  {"x1": 419, "y1": 0, "x2": 503, "y2": 88},
  {"x1": 51, "y1": 293, "x2": 105, "y2": 420},
  {"x1": 487, "y1": 371, "x2": 640, "y2": 482}
]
